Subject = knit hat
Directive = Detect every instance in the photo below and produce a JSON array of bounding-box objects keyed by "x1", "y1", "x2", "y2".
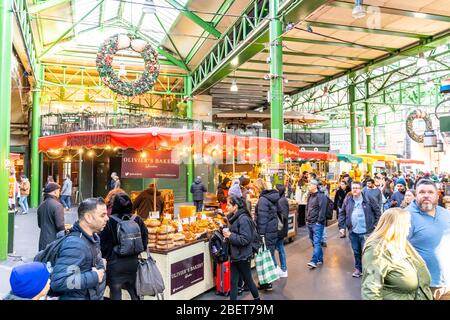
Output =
[
  {"x1": 396, "y1": 178, "x2": 407, "y2": 187},
  {"x1": 309, "y1": 179, "x2": 320, "y2": 186},
  {"x1": 228, "y1": 183, "x2": 242, "y2": 197},
  {"x1": 10, "y1": 262, "x2": 50, "y2": 299},
  {"x1": 44, "y1": 182, "x2": 60, "y2": 194},
  {"x1": 111, "y1": 192, "x2": 132, "y2": 215}
]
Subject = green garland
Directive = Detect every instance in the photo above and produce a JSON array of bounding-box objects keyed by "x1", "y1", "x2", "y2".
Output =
[
  {"x1": 96, "y1": 34, "x2": 160, "y2": 97},
  {"x1": 406, "y1": 109, "x2": 433, "y2": 143}
]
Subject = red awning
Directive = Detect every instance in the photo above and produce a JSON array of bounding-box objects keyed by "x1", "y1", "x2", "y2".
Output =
[
  {"x1": 294, "y1": 150, "x2": 338, "y2": 161},
  {"x1": 395, "y1": 159, "x2": 425, "y2": 165},
  {"x1": 38, "y1": 128, "x2": 301, "y2": 160}
]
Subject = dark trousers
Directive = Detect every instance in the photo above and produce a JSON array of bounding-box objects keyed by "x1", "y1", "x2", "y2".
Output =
[
  {"x1": 298, "y1": 205, "x2": 306, "y2": 227},
  {"x1": 194, "y1": 200, "x2": 203, "y2": 212},
  {"x1": 109, "y1": 280, "x2": 140, "y2": 300},
  {"x1": 230, "y1": 260, "x2": 259, "y2": 300},
  {"x1": 349, "y1": 232, "x2": 366, "y2": 272}
]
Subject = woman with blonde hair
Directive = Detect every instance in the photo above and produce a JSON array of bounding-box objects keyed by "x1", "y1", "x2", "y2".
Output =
[{"x1": 361, "y1": 207, "x2": 433, "y2": 300}]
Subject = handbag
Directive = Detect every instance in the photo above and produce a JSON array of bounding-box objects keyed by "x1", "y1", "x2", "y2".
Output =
[
  {"x1": 255, "y1": 236, "x2": 279, "y2": 285},
  {"x1": 136, "y1": 250, "x2": 165, "y2": 300}
]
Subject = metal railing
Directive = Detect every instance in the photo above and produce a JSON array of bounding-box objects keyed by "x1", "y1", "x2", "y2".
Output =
[{"x1": 40, "y1": 112, "x2": 219, "y2": 136}]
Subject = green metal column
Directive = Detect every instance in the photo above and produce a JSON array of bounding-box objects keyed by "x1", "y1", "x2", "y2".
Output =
[
  {"x1": 0, "y1": 0, "x2": 13, "y2": 261},
  {"x1": 186, "y1": 74, "x2": 193, "y2": 202},
  {"x1": 364, "y1": 80, "x2": 373, "y2": 173},
  {"x1": 349, "y1": 75, "x2": 357, "y2": 155},
  {"x1": 269, "y1": 0, "x2": 283, "y2": 163},
  {"x1": 31, "y1": 64, "x2": 43, "y2": 208}
]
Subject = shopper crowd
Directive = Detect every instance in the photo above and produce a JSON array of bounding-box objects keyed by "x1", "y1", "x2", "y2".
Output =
[{"x1": 3, "y1": 168, "x2": 450, "y2": 301}]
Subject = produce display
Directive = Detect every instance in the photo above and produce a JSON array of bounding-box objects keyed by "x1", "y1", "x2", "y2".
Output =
[{"x1": 143, "y1": 211, "x2": 227, "y2": 251}]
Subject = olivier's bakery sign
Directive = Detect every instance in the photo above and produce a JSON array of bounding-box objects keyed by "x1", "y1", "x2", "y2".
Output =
[
  {"x1": 121, "y1": 149, "x2": 179, "y2": 179},
  {"x1": 170, "y1": 253, "x2": 204, "y2": 294}
]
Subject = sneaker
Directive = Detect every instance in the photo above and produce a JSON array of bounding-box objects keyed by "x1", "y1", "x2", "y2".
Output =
[
  {"x1": 275, "y1": 266, "x2": 282, "y2": 275},
  {"x1": 352, "y1": 269, "x2": 362, "y2": 278},
  {"x1": 278, "y1": 269, "x2": 288, "y2": 278},
  {"x1": 265, "y1": 283, "x2": 273, "y2": 291},
  {"x1": 258, "y1": 283, "x2": 273, "y2": 291},
  {"x1": 307, "y1": 262, "x2": 317, "y2": 269},
  {"x1": 321, "y1": 242, "x2": 327, "y2": 247},
  {"x1": 317, "y1": 261, "x2": 323, "y2": 266}
]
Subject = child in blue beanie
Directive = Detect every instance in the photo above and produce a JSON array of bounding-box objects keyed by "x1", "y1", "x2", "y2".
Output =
[{"x1": 3, "y1": 262, "x2": 51, "y2": 300}]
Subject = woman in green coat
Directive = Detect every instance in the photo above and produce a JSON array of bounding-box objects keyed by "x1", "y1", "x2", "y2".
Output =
[{"x1": 361, "y1": 207, "x2": 433, "y2": 300}]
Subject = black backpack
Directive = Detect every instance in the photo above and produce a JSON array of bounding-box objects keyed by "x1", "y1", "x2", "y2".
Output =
[
  {"x1": 34, "y1": 231, "x2": 81, "y2": 269},
  {"x1": 209, "y1": 230, "x2": 229, "y2": 263},
  {"x1": 324, "y1": 195, "x2": 334, "y2": 220},
  {"x1": 249, "y1": 219, "x2": 262, "y2": 255},
  {"x1": 110, "y1": 215, "x2": 144, "y2": 256}
]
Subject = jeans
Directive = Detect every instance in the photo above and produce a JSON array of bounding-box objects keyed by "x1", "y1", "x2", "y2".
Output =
[
  {"x1": 272, "y1": 238, "x2": 287, "y2": 272},
  {"x1": 230, "y1": 259, "x2": 259, "y2": 300},
  {"x1": 194, "y1": 200, "x2": 203, "y2": 212},
  {"x1": 109, "y1": 281, "x2": 140, "y2": 300},
  {"x1": 308, "y1": 223, "x2": 324, "y2": 264},
  {"x1": 61, "y1": 195, "x2": 71, "y2": 209},
  {"x1": 349, "y1": 232, "x2": 366, "y2": 272},
  {"x1": 19, "y1": 196, "x2": 28, "y2": 213},
  {"x1": 322, "y1": 227, "x2": 328, "y2": 243}
]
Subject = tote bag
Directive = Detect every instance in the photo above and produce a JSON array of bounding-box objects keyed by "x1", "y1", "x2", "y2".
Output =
[
  {"x1": 136, "y1": 250, "x2": 165, "y2": 300},
  {"x1": 255, "y1": 236, "x2": 279, "y2": 285}
]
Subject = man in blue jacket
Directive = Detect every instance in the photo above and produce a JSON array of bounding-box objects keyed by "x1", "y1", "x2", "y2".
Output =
[
  {"x1": 408, "y1": 179, "x2": 450, "y2": 300},
  {"x1": 50, "y1": 198, "x2": 109, "y2": 300},
  {"x1": 390, "y1": 178, "x2": 407, "y2": 208},
  {"x1": 339, "y1": 181, "x2": 381, "y2": 278}
]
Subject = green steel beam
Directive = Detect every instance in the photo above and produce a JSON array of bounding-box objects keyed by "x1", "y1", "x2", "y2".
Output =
[
  {"x1": 28, "y1": 0, "x2": 70, "y2": 14},
  {"x1": 13, "y1": 0, "x2": 39, "y2": 77},
  {"x1": 228, "y1": 75, "x2": 317, "y2": 83},
  {"x1": 186, "y1": 74, "x2": 193, "y2": 202},
  {"x1": 263, "y1": 49, "x2": 373, "y2": 62},
  {"x1": 282, "y1": 36, "x2": 395, "y2": 52},
  {"x1": 31, "y1": 64, "x2": 43, "y2": 208},
  {"x1": 0, "y1": 0, "x2": 12, "y2": 261},
  {"x1": 192, "y1": 0, "x2": 329, "y2": 94},
  {"x1": 237, "y1": 68, "x2": 332, "y2": 77},
  {"x1": 365, "y1": 79, "x2": 372, "y2": 155},
  {"x1": 349, "y1": 75, "x2": 357, "y2": 154},
  {"x1": 248, "y1": 59, "x2": 347, "y2": 71},
  {"x1": 165, "y1": 0, "x2": 221, "y2": 39},
  {"x1": 306, "y1": 21, "x2": 426, "y2": 39},
  {"x1": 186, "y1": 0, "x2": 234, "y2": 63},
  {"x1": 270, "y1": 0, "x2": 283, "y2": 165},
  {"x1": 118, "y1": 0, "x2": 124, "y2": 21},
  {"x1": 155, "y1": 13, "x2": 186, "y2": 66},
  {"x1": 39, "y1": 0, "x2": 105, "y2": 59},
  {"x1": 99, "y1": 0, "x2": 105, "y2": 29},
  {"x1": 329, "y1": 1, "x2": 450, "y2": 23}
]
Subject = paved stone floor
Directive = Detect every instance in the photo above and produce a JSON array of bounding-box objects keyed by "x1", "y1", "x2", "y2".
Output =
[{"x1": 0, "y1": 206, "x2": 361, "y2": 299}]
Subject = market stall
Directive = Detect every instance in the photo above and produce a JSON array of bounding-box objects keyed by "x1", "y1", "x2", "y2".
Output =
[
  {"x1": 355, "y1": 153, "x2": 398, "y2": 175},
  {"x1": 395, "y1": 158, "x2": 425, "y2": 173}
]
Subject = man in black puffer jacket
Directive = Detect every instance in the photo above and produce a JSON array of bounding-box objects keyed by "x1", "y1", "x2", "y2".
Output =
[
  {"x1": 50, "y1": 198, "x2": 109, "y2": 300},
  {"x1": 255, "y1": 187, "x2": 280, "y2": 291},
  {"x1": 274, "y1": 184, "x2": 289, "y2": 278},
  {"x1": 190, "y1": 176, "x2": 207, "y2": 212}
]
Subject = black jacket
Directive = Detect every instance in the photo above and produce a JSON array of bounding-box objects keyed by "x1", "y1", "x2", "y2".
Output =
[
  {"x1": 255, "y1": 189, "x2": 280, "y2": 251},
  {"x1": 37, "y1": 194, "x2": 65, "y2": 251},
  {"x1": 190, "y1": 178, "x2": 207, "y2": 201},
  {"x1": 277, "y1": 186, "x2": 289, "y2": 239},
  {"x1": 132, "y1": 188, "x2": 165, "y2": 219},
  {"x1": 306, "y1": 191, "x2": 327, "y2": 225},
  {"x1": 100, "y1": 212, "x2": 148, "y2": 285},
  {"x1": 334, "y1": 187, "x2": 350, "y2": 211},
  {"x1": 50, "y1": 222, "x2": 106, "y2": 300},
  {"x1": 338, "y1": 194, "x2": 381, "y2": 234},
  {"x1": 228, "y1": 208, "x2": 254, "y2": 262}
]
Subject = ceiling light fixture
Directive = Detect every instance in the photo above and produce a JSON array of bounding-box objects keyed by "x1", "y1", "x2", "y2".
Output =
[
  {"x1": 352, "y1": 0, "x2": 366, "y2": 19},
  {"x1": 417, "y1": 52, "x2": 428, "y2": 68},
  {"x1": 142, "y1": 0, "x2": 156, "y2": 15},
  {"x1": 230, "y1": 79, "x2": 238, "y2": 92}
]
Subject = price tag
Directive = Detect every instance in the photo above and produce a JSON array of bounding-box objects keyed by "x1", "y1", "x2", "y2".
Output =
[
  {"x1": 201, "y1": 214, "x2": 207, "y2": 220},
  {"x1": 190, "y1": 216, "x2": 197, "y2": 223},
  {"x1": 164, "y1": 214, "x2": 172, "y2": 220},
  {"x1": 177, "y1": 222, "x2": 183, "y2": 232},
  {"x1": 150, "y1": 211, "x2": 160, "y2": 219},
  {"x1": 182, "y1": 218, "x2": 189, "y2": 225}
]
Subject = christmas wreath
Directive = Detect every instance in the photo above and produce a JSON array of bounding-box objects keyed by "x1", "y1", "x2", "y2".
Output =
[
  {"x1": 96, "y1": 34, "x2": 160, "y2": 97},
  {"x1": 406, "y1": 109, "x2": 433, "y2": 143}
]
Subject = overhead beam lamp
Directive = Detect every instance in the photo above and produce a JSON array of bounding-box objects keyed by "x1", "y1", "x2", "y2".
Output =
[
  {"x1": 143, "y1": 0, "x2": 156, "y2": 15},
  {"x1": 417, "y1": 52, "x2": 428, "y2": 68},
  {"x1": 230, "y1": 79, "x2": 238, "y2": 92},
  {"x1": 352, "y1": 0, "x2": 366, "y2": 19}
]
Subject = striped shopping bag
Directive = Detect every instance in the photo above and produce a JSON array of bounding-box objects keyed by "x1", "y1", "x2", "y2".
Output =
[{"x1": 255, "y1": 236, "x2": 279, "y2": 285}]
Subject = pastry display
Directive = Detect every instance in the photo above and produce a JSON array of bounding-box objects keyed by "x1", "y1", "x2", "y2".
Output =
[
  {"x1": 147, "y1": 227, "x2": 158, "y2": 234},
  {"x1": 149, "y1": 234, "x2": 157, "y2": 240},
  {"x1": 144, "y1": 219, "x2": 161, "y2": 228}
]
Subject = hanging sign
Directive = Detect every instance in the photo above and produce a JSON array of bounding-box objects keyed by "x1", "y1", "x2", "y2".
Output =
[{"x1": 121, "y1": 149, "x2": 179, "y2": 179}]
